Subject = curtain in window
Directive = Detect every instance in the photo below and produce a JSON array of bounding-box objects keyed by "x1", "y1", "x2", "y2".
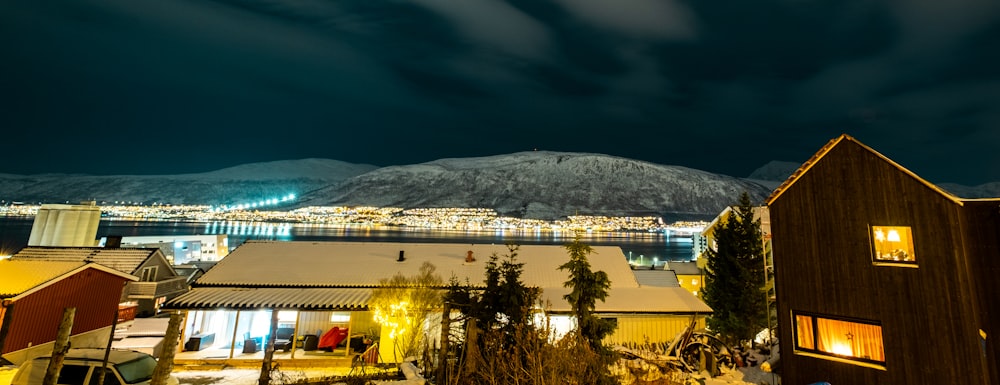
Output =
[
  {"x1": 795, "y1": 315, "x2": 815, "y2": 349},
  {"x1": 816, "y1": 318, "x2": 884, "y2": 362}
]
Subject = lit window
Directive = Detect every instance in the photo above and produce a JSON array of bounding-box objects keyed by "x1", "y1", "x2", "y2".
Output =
[
  {"x1": 871, "y1": 225, "x2": 916, "y2": 264},
  {"x1": 794, "y1": 312, "x2": 885, "y2": 367}
]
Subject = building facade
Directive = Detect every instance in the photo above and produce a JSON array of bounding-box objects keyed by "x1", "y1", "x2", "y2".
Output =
[
  {"x1": 10, "y1": 247, "x2": 189, "y2": 317},
  {"x1": 0, "y1": 260, "x2": 136, "y2": 363},
  {"x1": 767, "y1": 134, "x2": 998, "y2": 384},
  {"x1": 164, "y1": 241, "x2": 712, "y2": 365}
]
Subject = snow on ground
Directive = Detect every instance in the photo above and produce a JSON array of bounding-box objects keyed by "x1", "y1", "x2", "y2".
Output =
[{"x1": 172, "y1": 366, "x2": 357, "y2": 385}]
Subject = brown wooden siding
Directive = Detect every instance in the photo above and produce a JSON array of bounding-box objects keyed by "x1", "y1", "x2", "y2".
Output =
[
  {"x1": 769, "y1": 141, "x2": 992, "y2": 384},
  {"x1": 961, "y1": 201, "x2": 1000, "y2": 385},
  {"x1": 2, "y1": 268, "x2": 128, "y2": 354}
]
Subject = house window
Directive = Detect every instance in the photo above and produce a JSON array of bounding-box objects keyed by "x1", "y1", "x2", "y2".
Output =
[
  {"x1": 871, "y1": 225, "x2": 916, "y2": 264},
  {"x1": 793, "y1": 312, "x2": 885, "y2": 367},
  {"x1": 140, "y1": 266, "x2": 157, "y2": 282}
]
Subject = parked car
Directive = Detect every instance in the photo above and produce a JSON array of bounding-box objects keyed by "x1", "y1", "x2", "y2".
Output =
[{"x1": 10, "y1": 348, "x2": 178, "y2": 385}]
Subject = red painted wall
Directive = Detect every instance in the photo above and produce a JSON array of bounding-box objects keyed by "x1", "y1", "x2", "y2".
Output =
[{"x1": 2, "y1": 268, "x2": 128, "y2": 354}]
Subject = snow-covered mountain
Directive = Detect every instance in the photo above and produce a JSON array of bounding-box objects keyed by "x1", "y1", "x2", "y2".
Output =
[
  {"x1": 0, "y1": 153, "x2": 773, "y2": 219},
  {"x1": 745, "y1": 161, "x2": 801, "y2": 190},
  {"x1": 296, "y1": 152, "x2": 773, "y2": 219},
  {"x1": 0, "y1": 159, "x2": 378, "y2": 206}
]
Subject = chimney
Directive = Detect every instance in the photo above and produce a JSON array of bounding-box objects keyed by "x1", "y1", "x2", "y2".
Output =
[
  {"x1": 465, "y1": 250, "x2": 475, "y2": 263},
  {"x1": 105, "y1": 235, "x2": 123, "y2": 248},
  {"x1": 398, "y1": 250, "x2": 405, "y2": 262}
]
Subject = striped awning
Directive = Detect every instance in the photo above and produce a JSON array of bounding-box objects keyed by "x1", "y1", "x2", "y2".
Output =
[{"x1": 163, "y1": 287, "x2": 372, "y2": 310}]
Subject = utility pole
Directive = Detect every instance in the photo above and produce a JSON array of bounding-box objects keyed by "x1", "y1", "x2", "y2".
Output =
[
  {"x1": 97, "y1": 304, "x2": 122, "y2": 385},
  {"x1": 43, "y1": 307, "x2": 75, "y2": 385}
]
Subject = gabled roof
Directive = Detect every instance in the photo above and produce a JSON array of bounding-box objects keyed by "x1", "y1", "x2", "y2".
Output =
[
  {"x1": 766, "y1": 134, "x2": 965, "y2": 206},
  {"x1": 10, "y1": 246, "x2": 167, "y2": 275},
  {"x1": 0, "y1": 260, "x2": 137, "y2": 299},
  {"x1": 193, "y1": 241, "x2": 641, "y2": 289}
]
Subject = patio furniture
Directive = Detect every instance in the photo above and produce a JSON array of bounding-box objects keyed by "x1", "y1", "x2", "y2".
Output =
[
  {"x1": 296, "y1": 334, "x2": 319, "y2": 351},
  {"x1": 350, "y1": 342, "x2": 393, "y2": 375},
  {"x1": 242, "y1": 332, "x2": 259, "y2": 353},
  {"x1": 184, "y1": 332, "x2": 215, "y2": 351},
  {"x1": 274, "y1": 327, "x2": 295, "y2": 352}
]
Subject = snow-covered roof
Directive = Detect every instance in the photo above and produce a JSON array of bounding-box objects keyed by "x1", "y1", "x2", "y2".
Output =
[
  {"x1": 11, "y1": 246, "x2": 162, "y2": 274},
  {"x1": 0, "y1": 260, "x2": 86, "y2": 298},
  {"x1": 0, "y1": 260, "x2": 137, "y2": 299},
  {"x1": 543, "y1": 287, "x2": 711, "y2": 314},
  {"x1": 168, "y1": 241, "x2": 712, "y2": 314},
  {"x1": 193, "y1": 241, "x2": 640, "y2": 289}
]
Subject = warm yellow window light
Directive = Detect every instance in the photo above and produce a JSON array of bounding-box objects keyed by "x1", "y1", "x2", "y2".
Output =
[
  {"x1": 871, "y1": 225, "x2": 915, "y2": 263},
  {"x1": 794, "y1": 313, "x2": 885, "y2": 364}
]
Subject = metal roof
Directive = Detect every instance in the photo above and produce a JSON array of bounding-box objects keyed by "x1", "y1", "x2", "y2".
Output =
[
  {"x1": 162, "y1": 241, "x2": 712, "y2": 314},
  {"x1": 11, "y1": 246, "x2": 161, "y2": 274},
  {"x1": 0, "y1": 260, "x2": 86, "y2": 298},
  {"x1": 167, "y1": 285, "x2": 711, "y2": 313},
  {"x1": 164, "y1": 287, "x2": 371, "y2": 310},
  {"x1": 631, "y1": 270, "x2": 681, "y2": 287},
  {"x1": 193, "y1": 241, "x2": 640, "y2": 289},
  {"x1": 543, "y1": 287, "x2": 712, "y2": 313},
  {"x1": 664, "y1": 261, "x2": 702, "y2": 276}
]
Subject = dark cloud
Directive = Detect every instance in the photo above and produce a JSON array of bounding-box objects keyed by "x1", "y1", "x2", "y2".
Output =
[{"x1": 1, "y1": 0, "x2": 998, "y2": 185}]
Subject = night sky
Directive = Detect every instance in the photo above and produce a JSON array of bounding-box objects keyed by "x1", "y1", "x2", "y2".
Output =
[{"x1": 2, "y1": 0, "x2": 998, "y2": 185}]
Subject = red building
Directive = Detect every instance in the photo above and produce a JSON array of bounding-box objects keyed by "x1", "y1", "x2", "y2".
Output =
[
  {"x1": 767, "y1": 135, "x2": 998, "y2": 384},
  {"x1": 0, "y1": 260, "x2": 136, "y2": 361}
]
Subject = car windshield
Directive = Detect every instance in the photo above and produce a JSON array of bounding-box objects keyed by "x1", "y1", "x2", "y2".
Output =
[{"x1": 114, "y1": 355, "x2": 157, "y2": 384}]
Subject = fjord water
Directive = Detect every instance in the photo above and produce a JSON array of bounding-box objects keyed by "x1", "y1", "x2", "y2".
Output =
[{"x1": 0, "y1": 217, "x2": 696, "y2": 263}]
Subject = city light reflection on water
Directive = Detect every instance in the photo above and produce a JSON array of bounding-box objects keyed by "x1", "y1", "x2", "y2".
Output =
[{"x1": 0, "y1": 218, "x2": 696, "y2": 262}]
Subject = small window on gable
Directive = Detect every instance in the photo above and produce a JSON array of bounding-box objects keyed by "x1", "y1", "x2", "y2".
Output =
[
  {"x1": 871, "y1": 225, "x2": 916, "y2": 264},
  {"x1": 140, "y1": 266, "x2": 158, "y2": 282},
  {"x1": 793, "y1": 312, "x2": 885, "y2": 369}
]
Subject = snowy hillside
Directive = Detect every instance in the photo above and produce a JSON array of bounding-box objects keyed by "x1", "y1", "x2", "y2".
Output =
[
  {"x1": 0, "y1": 159, "x2": 377, "y2": 205},
  {"x1": 297, "y1": 152, "x2": 774, "y2": 220}
]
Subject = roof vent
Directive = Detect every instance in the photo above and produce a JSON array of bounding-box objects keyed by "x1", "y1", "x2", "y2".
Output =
[{"x1": 398, "y1": 250, "x2": 405, "y2": 262}]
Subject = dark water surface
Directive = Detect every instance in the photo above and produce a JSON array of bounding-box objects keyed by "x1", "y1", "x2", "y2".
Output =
[{"x1": 0, "y1": 217, "x2": 696, "y2": 262}]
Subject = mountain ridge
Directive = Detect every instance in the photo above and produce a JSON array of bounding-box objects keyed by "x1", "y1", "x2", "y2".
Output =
[{"x1": 2, "y1": 153, "x2": 995, "y2": 219}]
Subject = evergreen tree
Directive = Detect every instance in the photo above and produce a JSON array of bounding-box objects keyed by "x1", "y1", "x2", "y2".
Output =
[
  {"x1": 559, "y1": 237, "x2": 615, "y2": 351},
  {"x1": 470, "y1": 244, "x2": 539, "y2": 334},
  {"x1": 703, "y1": 191, "x2": 767, "y2": 346}
]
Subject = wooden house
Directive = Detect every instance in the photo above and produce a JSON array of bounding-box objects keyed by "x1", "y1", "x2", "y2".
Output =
[
  {"x1": 766, "y1": 134, "x2": 998, "y2": 384},
  {"x1": 10, "y1": 246, "x2": 189, "y2": 317},
  {"x1": 0, "y1": 260, "x2": 137, "y2": 364}
]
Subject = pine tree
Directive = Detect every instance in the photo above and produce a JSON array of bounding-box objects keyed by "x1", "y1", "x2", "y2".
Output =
[
  {"x1": 559, "y1": 237, "x2": 615, "y2": 351},
  {"x1": 703, "y1": 191, "x2": 767, "y2": 346},
  {"x1": 470, "y1": 244, "x2": 539, "y2": 334}
]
